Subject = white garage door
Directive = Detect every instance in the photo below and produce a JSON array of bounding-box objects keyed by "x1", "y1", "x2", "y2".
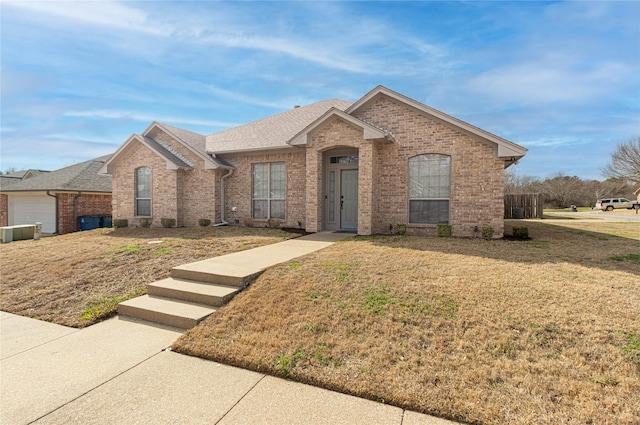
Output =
[{"x1": 8, "y1": 193, "x2": 56, "y2": 233}]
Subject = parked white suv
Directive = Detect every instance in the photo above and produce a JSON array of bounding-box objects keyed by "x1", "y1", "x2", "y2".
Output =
[{"x1": 595, "y1": 198, "x2": 640, "y2": 211}]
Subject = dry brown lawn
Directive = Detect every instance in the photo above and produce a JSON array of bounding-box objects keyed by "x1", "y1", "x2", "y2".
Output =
[
  {"x1": 174, "y1": 220, "x2": 640, "y2": 425},
  {"x1": 0, "y1": 226, "x2": 294, "y2": 327}
]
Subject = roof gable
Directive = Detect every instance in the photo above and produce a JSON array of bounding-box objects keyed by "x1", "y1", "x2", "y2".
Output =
[
  {"x1": 289, "y1": 108, "x2": 393, "y2": 146},
  {"x1": 101, "y1": 122, "x2": 232, "y2": 174},
  {"x1": 347, "y1": 85, "x2": 527, "y2": 161}
]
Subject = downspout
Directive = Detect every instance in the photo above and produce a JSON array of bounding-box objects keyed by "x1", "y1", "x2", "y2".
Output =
[
  {"x1": 214, "y1": 169, "x2": 234, "y2": 226},
  {"x1": 45, "y1": 191, "x2": 59, "y2": 234},
  {"x1": 72, "y1": 191, "x2": 82, "y2": 232}
]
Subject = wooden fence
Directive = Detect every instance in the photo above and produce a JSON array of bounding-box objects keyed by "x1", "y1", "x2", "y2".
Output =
[{"x1": 504, "y1": 193, "x2": 544, "y2": 219}]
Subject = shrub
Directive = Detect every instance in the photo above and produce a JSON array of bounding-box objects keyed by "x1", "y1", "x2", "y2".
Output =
[
  {"x1": 482, "y1": 226, "x2": 494, "y2": 240},
  {"x1": 198, "y1": 218, "x2": 211, "y2": 227},
  {"x1": 139, "y1": 218, "x2": 151, "y2": 228},
  {"x1": 437, "y1": 224, "x2": 452, "y2": 237},
  {"x1": 392, "y1": 223, "x2": 407, "y2": 235},
  {"x1": 267, "y1": 218, "x2": 282, "y2": 228},
  {"x1": 512, "y1": 226, "x2": 529, "y2": 239},
  {"x1": 113, "y1": 219, "x2": 128, "y2": 229},
  {"x1": 161, "y1": 218, "x2": 176, "y2": 228},
  {"x1": 243, "y1": 217, "x2": 255, "y2": 227}
]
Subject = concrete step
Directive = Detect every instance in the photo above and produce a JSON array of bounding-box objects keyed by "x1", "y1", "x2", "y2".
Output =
[
  {"x1": 171, "y1": 261, "x2": 264, "y2": 288},
  {"x1": 117, "y1": 295, "x2": 217, "y2": 329},
  {"x1": 147, "y1": 278, "x2": 240, "y2": 307}
]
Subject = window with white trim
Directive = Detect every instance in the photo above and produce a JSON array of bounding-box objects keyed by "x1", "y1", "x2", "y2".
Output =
[
  {"x1": 408, "y1": 154, "x2": 450, "y2": 224},
  {"x1": 252, "y1": 162, "x2": 285, "y2": 219},
  {"x1": 135, "y1": 167, "x2": 151, "y2": 216}
]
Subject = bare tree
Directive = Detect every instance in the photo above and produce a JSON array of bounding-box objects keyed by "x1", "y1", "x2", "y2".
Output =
[{"x1": 602, "y1": 136, "x2": 640, "y2": 184}]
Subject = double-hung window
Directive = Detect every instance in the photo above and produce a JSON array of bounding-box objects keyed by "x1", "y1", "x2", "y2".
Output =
[
  {"x1": 135, "y1": 167, "x2": 151, "y2": 216},
  {"x1": 408, "y1": 154, "x2": 450, "y2": 224},
  {"x1": 252, "y1": 162, "x2": 285, "y2": 219}
]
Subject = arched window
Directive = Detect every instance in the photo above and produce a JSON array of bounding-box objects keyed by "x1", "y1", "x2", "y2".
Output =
[
  {"x1": 408, "y1": 154, "x2": 450, "y2": 224},
  {"x1": 135, "y1": 167, "x2": 151, "y2": 216}
]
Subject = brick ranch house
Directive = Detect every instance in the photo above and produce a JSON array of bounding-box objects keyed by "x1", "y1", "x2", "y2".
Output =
[
  {"x1": 101, "y1": 86, "x2": 527, "y2": 237},
  {"x1": 1, "y1": 156, "x2": 112, "y2": 234}
]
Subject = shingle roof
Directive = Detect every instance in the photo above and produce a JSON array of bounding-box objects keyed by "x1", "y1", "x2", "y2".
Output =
[
  {"x1": 3, "y1": 169, "x2": 50, "y2": 179},
  {"x1": 154, "y1": 122, "x2": 208, "y2": 155},
  {"x1": 205, "y1": 99, "x2": 352, "y2": 153},
  {"x1": 142, "y1": 136, "x2": 193, "y2": 169},
  {"x1": 0, "y1": 155, "x2": 113, "y2": 193}
]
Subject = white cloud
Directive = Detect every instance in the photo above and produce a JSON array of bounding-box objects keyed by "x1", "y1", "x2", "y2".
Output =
[
  {"x1": 64, "y1": 110, "x2": 239, "y2": 129},
  {"x1": 4, "y1": 0, "x2": 166, "y2": 36}
]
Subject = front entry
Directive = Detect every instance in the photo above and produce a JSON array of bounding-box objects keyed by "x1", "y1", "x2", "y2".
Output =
[
  {"x1": 340, "y1": 169, "x2": 358, "y2": 230},
  {"x1": 323, "y1": 149, "x2": 359, "y2": 232}
]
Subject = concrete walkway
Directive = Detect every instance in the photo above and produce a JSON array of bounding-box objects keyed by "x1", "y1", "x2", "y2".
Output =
[{"x1": 1, "y1": 312, "x2": 459, "y2": 425}]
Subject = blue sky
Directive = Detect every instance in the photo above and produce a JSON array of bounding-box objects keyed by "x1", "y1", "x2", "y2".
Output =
[{"x1": 1, "y1": 1, "x2": 639, "y2": 180}]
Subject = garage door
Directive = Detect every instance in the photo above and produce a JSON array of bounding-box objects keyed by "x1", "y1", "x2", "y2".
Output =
[{"x1": 8, "y1": 193, "x2": 56, "y2": 233}]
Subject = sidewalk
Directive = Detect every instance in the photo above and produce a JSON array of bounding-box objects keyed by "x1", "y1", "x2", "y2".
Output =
[{"x1": 1, "y1": 312, "x2": 459, "y2": 425}]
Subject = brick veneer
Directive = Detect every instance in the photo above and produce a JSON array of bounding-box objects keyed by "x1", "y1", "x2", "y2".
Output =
[
  {"x1": 110, "y1": 93, "x2": 510, "y2": 237},
  {"x1": 56, "y1": 192, "x2": 112, "y2": 234},
  {"x1": 222, "y1": 150, "x2": 306, "y2": 228},
  {"x1": 111, "y1": 130, "x2": 218, "y2": 227},
  {"x1": 302, "y1": 94, "x2": 507, "y2": 237}
]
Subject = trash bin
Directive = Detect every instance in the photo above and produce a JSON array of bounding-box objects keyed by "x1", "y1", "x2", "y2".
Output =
[
  {"x1": 101, "y1": 216, "x2": 113, "y2": 228},
  {"x1": 571, "y1": 205, "x2": 577, "y2": 212},
  {"x1": 513, "y1": 207, "x2": 525, "y2": 219},
  {"x1": 80, "y1": 216, "x2": 101, "y2": 231}
]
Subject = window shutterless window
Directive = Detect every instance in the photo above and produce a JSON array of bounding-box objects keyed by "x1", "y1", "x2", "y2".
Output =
[
  {"x1": 252, "y1": 162, "x2": 285, "y2": 219},
  {"x1": 135, "y1": 167, "x2": 151, "y2": 216},
  {"x1": 408, "y1": 154, "x2": 450, "y2": 224}
]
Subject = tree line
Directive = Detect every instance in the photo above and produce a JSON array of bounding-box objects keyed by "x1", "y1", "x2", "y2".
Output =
[{"x1": 506, "y1": 136, "x2": 639, "y2": 209}]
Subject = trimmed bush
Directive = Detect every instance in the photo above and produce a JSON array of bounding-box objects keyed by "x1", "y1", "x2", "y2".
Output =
[
  {"x1": 243, "y1": 217, "x2": 255, "y2": 227},
  {"x1": 512, "y1": 226, "x2": 529, "y2": 239},
  {"x1": 392, "y1": 223, "x2": 407, "y2": 235},
  {"x1": 161, "y1": 218, "x2": 176, "y2": 228},
  {"x1": 267, "y1": 218, "x2": 282, "y2": 228},
  {"x1": 437, "y1": 224, "x2": 452, "y2": 237},
  {"x1": 139, "y1": 218, "x2": 151, "y2": 228},
  {"x1": 198, "y1": 218, "x2": 211, "y2": 227},
  {"x1": 482, "y1": 226, "x2": 494, "y2": 240},
  {"x1": 113, "y1": 219, "x2": 128, "y2": 229}
]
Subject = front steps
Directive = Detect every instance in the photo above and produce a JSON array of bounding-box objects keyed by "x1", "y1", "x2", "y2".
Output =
[{"x1": 117, "y1": 262, "x2": 265, "y2": 329}]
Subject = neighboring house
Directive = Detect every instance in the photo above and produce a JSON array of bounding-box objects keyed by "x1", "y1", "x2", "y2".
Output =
[
  {"x1": 101, "y1": 86, "x2": 527, "y2": 237},
  {"x1": 635, "y1": 187, "x2": 640, "y2": 202},
  {"x1": 0, "y1": 156, "x2": 112, "y2": 234}
]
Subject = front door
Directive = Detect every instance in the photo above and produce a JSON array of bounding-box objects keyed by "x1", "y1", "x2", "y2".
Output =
[{"x1": 340, "y1": 169, "x2": 358, "y2": 230}]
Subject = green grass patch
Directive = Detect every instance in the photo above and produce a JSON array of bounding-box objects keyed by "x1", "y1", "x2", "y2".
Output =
[
  {"x1": 609, "y1": 254, "x2": 640, "y2": 264},
  {"x1": 81, "y1": 288, "x2": 146, "y2": 322}
]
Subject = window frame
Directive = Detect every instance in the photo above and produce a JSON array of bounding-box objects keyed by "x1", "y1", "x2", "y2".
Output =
[
  {"x1": 408, "y1": 154, "x2": 451, "y2": 225},
  {"x1": 135, "y1": 166, "x2": 152, "y2": 217},
  {"x1": 252, "y1": 162, "x2": 286, "y2": 220}
]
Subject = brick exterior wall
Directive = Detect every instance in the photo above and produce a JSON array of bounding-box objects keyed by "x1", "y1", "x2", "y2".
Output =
[
  {"x1": 221, "y1": 150, "x2": 306, "y2": 228},
  {"x1": 109, "y1": 93, "x2": 509, "y2": 237},
  {"x1": 0, "y1": 194, "x2": 7, "y2": 227},
  {"x1": 57, "y1": 192, "x2": 112, "y2": 234},
  {"x1": 111, "y1": 131, "x2": 218, "y2": 227},
  {"x1": 352, "y1": 94, "x2": 506, "y2": 237}
]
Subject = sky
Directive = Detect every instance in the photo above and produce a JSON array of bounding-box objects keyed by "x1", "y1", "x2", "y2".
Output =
[{"x1": 1, "y1": 1, "x2": 639, "y2": 180}]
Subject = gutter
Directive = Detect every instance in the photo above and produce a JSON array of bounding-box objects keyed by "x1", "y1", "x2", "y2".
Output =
[
  {"x1": 214, "y1": 169, "x2": 234, "y2": 226},
  {"x1": 45, "y1": 191, "x2": 59, "y2": 234}
]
